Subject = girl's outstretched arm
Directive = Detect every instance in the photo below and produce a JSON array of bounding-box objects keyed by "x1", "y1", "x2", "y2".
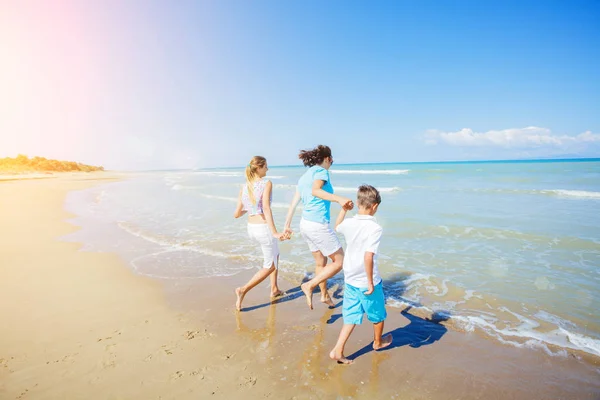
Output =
[
  {"x1": 234, "y1": 187, "x2": 247, "y2": 218},
  {"x1": 284, "y1": 190, "x2": 301, "y2": 233},
  {"x1": 262, "y1": 181, "x2": 282, "y2": 239}
]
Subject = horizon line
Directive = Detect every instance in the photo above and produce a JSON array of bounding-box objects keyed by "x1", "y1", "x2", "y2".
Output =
[{"x1": 121, "y1": 156, "x2": 600, "y2": 173}]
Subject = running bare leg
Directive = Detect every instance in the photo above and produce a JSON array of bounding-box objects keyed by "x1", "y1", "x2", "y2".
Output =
[
  {"x1": 236, "y1": 265, "x2": 276, "y2": 311},
  {"x1": 300, "y1": 248, "x2": 344, "y2": 310},
  {"x1": 329, "y1": 324, "x2": 356, "y2": 364},
  {"x1": 372, "y1": 321, "x2": 393, "y2": 350},
  {"x1": 269, "y1": 256, "x2": 283, "y2": 297}
]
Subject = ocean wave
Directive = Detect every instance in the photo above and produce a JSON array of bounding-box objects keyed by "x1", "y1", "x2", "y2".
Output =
[
  {"x1": 118, "y1": 222, "x2": 237, "y2": 258},
  {"x1": 196, "y1": 193, "x2": 290, "y2": 208},
  {"x1": 450, "y1": 313, "x2": 600, "y2": 358},
  {"x1": 94, "y1": 190, "x2": 107, "y2": 204},
  {"x1": 193, "y1": 171, "x2": 243, "y2": 177},
  {"x1": 391, "y1": 224, "x2": 600, "y2": 250},
  {"x1": 274, "y1": 184, "x2": 402, "y2": 193},
  {"x1": 274, "y1": 184, "x2": 297, "y2": 190},
  {"x1": 332, "y1": 169, "x2": 410, "y2": 175},
  {"x1": 197, "y1": 193, "x2": 238, "y2": 202},
  {"x1": 540, "y1": 189, "x2": 600, "y2": 199},
  {"x1": 169, "y1": 185, "x2": 294, "y2": 208},
  {"x1": 471, "y1": 187, "x2": 600, "y2": 199},
  {"x1": 335, "y1": 186, "x2": 402, "y2": 193},
  {"x1": 171, "y1": 184, "x2": 198, "y2": 191},
  {"x1": 119, "y1": 222, "x2": 311, "y2": 279},
  {"x1": 130, "y1": 249, "x2": 254, "y2": 279}
]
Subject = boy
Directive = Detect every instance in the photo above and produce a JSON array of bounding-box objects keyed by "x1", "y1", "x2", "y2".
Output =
[{"x1": 329, "y1": 184, "x2": 392, "y2": 364}]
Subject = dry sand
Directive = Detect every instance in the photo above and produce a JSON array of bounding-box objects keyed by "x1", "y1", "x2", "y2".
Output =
[{"x1": 1, "y1": 173, "x2": 598, "y2": 399}]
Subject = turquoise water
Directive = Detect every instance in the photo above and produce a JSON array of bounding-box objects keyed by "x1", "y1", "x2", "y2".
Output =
[{"x1": 64, "y1": 159, "x2": 600, "y2": 360}]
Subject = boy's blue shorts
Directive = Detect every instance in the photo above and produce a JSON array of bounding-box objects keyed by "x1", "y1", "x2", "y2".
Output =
[{"x1": 342, "y1": 282, "x2": 387, "y2": 325}]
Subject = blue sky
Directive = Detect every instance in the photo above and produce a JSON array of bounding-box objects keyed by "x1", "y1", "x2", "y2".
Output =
[{"x1": 1, "y1": 0, "x2": 599, "y2": 170}]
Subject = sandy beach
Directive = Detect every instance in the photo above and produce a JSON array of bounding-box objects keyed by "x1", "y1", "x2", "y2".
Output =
[{"x1": 1, "y1": 174, "x2": 599, "y2": 400}]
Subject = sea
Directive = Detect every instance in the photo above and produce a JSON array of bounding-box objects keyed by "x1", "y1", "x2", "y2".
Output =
[{"x1": 63, "y1": 159, "x2": 600, "y2": 362}]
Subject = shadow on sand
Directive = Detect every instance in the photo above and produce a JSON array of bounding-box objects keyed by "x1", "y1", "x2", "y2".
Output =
[
  {"x1": 241, "y1": 276, "x2": 343, "y2": 312},
  {"x1": 346, "y1": 306, "x2": 449, "y2": 361}
]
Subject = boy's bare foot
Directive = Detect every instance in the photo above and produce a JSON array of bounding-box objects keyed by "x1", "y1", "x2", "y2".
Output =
[
  {"x1": 270, "y1": 290, "x2": 285, "y2": 298},
  {"x1": 300, "y1": 282, "x2": 313, "y2": 310},
  {"x1": 235, "y1": 287, "x2": 246, "y2": 311},
  {"x1": 329, "y1": 349, "x2": 353, "y2": 365},
  {"x1": 320, "y1": 293, "x2": 335, "y2": 307},
  {"x1": 373, "y1": 333, "x2": 393, "y2": 350}
]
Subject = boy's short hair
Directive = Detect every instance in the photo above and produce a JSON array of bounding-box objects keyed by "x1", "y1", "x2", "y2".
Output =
[{"x1": 357, "y1": 185, "x2": 381, "y2": 208}]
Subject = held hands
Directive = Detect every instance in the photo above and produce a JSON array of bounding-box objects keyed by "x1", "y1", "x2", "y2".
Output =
[
  {"x1": 338, "y1": 197, "x2": 354, "y2": 211},
  {"x1": 274, "y1": 228, "x2": 294, "y2": 241},
  {"x1": 364, "y1": 284, "x2": 375, "y2": 296},
  {"x1": 273, "y1": 232, "x2": 287, "y2": 241}
]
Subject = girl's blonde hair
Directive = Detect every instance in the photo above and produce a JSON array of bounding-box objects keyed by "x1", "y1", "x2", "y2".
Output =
[{"x1": 245, "y1": 156, "x2": 267, "y2": 205}]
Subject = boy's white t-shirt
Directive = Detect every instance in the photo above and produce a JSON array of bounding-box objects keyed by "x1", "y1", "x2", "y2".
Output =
[{"x1": 336, "y1": 214, "x2": 383, "y2": 288}]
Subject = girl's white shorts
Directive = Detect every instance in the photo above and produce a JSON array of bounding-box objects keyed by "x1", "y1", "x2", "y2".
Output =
[{"x1": 247, "y1": 223, "x2": 279, "y2": 269}]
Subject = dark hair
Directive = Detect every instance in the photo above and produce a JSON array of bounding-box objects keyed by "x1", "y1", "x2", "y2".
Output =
[
  {"x1": 298, "y1": 145, "x2": 332, "y2": 167},
  {"x1": 357, "y1": 185, "x2": 381, "y2": 208}
]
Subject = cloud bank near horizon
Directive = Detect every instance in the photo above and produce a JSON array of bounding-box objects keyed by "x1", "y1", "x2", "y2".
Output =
[{"x1": 425, "y1": 127, "x2": 600, "y2": 151}]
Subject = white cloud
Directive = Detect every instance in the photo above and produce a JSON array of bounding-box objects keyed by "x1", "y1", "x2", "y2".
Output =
[{"x1": 425, "y1": 126, "x2": 600, "y2": 148}]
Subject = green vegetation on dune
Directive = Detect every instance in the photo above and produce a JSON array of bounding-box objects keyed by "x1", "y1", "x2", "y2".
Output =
[{"x1": 0, "y1": 154, "x2": 104, "y2": 173}]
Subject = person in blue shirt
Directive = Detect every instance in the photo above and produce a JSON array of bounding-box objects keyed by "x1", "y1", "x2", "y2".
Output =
[{"x1": 284, "y1": 145, "x2": 354, "y2": 310}]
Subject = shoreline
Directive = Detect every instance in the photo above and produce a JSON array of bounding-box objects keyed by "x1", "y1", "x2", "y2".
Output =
[{"x1": 1, "y1": 175, "x2": 598, "y2": 399}]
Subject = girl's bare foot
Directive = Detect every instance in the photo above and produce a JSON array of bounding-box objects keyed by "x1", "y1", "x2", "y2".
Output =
[
  {"x1": 270, "y1": 289, "x2": 285, "y2": 298},
  {"x1": 320, "y1": 293, "x2": 335, "y2": 307},
  {"x1": 373, "y1": 333, "x2": 393, "y2": 350},
  {"x1": 300, "y1": 282, "x2": 313, "y2": 310},
  {"x1": 235, "y1": 287, "x2": 246, "y2": 311},
  {"x1": 329, "y1": 349, "x2": 353, "y2": 365}
]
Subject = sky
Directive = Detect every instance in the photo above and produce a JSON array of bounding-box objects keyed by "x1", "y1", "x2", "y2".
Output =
[{"x1": 1, "y1": 0, "x2": 599, "y2": 170}]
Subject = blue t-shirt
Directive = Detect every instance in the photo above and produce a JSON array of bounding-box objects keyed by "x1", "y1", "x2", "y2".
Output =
[{"x1": 298, "y1": 166, "x2": 334, "y2": 224}]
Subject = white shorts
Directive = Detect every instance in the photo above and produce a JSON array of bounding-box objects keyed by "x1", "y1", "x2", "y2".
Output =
[
  {"x1": 299, "y1": 218, "x2": 342, "y2": 257},
  {"x1": 247, "y1": 223, "x2": 279, "y2": 269}
]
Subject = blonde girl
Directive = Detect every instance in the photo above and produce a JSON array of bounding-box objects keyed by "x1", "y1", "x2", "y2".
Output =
[{"x1": 234, "y1": 156, "x2": 286, "y2": 311}]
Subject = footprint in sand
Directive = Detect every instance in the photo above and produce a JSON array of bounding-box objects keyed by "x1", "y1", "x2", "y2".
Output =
[
  {"x1": 184, "y1": 330, "x2": 200, "y2": 340},
  {"x1": 97, "y1": 330, "x2": 121, "y2": 342},
  {"x1": 170, "y1": 371, "x2": 185, "y2": 381},
  {"x1": 240, "y1": 376, "x2": 257, "y2": 387},
  {"x1": 189, "y1": 369, "x2": 205, "y2": 380},
  {"x1": 48, "y1": 352, "x2": 79, "y2": 364},
  {"x1": 184, "y1": 328, "x2": 214, "y2": 340}
]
